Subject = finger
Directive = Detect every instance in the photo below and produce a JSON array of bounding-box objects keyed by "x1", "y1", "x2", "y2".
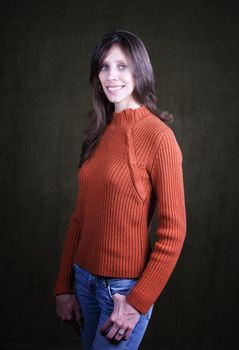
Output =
[
  {"x1": 124, "y1": 328, "x2": 133, "y2": 340},
  {"x1": 99, "y1": 318, "x2": 113, "y2": 335},
  {"x1": 114, "y1": 329, "x2": 125, "y2": 341},
  {"x1": 61, "y1": 310, "x2": 73, "y2": 322},
  {"x1": 58, "y1": 313, "x2": 71, "y2": 322},
  {"x1": 73, "y1": 307, "x2": 83, "y2": 327},
  {"x1": 105, "y1": 325, "x2": 121, "y2": 339}
]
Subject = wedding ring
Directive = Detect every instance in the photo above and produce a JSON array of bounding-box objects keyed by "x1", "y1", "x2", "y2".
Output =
[{"x1": 118, "y1": 330, "x2": 125, "y2": 336}]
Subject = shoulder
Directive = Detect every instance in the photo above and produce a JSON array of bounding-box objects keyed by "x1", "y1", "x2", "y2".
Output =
[{"x1": 132, "y1": 108, "x2": 177, "y2": 149}]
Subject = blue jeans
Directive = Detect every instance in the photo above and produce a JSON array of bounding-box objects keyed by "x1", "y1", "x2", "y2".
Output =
[{"x1": 73, "y1": 263, "x2": 154, "y2": 350}]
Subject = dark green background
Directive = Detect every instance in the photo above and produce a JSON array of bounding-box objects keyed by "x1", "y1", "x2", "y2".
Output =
[{"x1": 1, "y1": 0, "x2": 238, "y2": 349}]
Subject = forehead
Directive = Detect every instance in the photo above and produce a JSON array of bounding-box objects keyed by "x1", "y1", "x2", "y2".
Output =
[{"x1": 102, "y1": 44, "x2": 129, "y2": 63}]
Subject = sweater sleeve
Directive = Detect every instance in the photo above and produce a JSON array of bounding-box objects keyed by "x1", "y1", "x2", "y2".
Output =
[
  {"x1": 54, "y1": 185, "x2": 81, "y2": 296},
  {"x1": 126, "y1": 128, "x2": 187, "y2": 314}
]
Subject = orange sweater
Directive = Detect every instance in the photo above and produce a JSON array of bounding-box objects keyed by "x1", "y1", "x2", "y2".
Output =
[{"x1": 54, "y1": 105, "x2": 186, "y2": 314}]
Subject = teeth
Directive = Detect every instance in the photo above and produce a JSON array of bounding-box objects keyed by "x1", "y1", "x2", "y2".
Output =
[{"x1": 107, "y1": 86, "x2": 124, "y2": 91}]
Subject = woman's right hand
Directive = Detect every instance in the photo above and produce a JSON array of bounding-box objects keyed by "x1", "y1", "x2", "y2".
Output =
[{"x1": 56, "y1": 294, "x2": 83, "y2": 331}]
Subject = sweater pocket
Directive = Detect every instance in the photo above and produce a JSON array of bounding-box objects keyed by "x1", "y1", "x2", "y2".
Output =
[{"x1": 124, "y1": 128, "x2": 147, "y2": 203}]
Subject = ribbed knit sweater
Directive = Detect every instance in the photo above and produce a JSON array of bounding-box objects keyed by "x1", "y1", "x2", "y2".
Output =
[{"x1": 54, "y1": 105, "x2": 186, "y2": 314}]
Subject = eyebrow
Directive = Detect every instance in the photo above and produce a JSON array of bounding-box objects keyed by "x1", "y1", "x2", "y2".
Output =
[{"x1": 102, "y1": 59, "x2": 127, "y2": 64}]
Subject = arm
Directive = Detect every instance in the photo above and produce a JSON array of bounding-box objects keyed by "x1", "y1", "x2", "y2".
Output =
[
  {"x1": 54, "y1": 213, "x2": 81, "y2": 295},
  {"x1": 100, "y1": 128, "x2": 187, "y2": 340},
  {"x1": 54, "y1": 176, "x2": 83, "y2": 328},
  {"x1": 126, "y1": 128, "x2": 187, "y2": 314},
  {"x1": 54, "y1": 172, "x2": 82, "y2": 295},
  {"x1": 56, "y1": 293, "x2": 83, "y2": 331}
]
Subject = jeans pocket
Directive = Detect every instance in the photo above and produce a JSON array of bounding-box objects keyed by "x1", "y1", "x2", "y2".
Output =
[{"x1": 105, "y1": 277, "x2": 138, "y2": 299}]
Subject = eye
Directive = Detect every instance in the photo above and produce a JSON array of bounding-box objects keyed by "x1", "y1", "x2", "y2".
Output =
[
  {"x1": 119, "y1": 63, "x2": 127, "y2": 70},
  {"x1": 99, "y1": 64, "x2": 108, "y2": 71}
]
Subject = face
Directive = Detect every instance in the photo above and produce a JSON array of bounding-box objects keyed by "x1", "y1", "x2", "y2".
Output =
[{"x1": 98, "y1": 44, "x2": 140, "y2": 112}]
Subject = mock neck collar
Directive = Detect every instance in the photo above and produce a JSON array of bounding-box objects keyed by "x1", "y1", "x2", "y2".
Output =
[{"x1": 111, "y1": 105, "x2": 150, "y2": 126}]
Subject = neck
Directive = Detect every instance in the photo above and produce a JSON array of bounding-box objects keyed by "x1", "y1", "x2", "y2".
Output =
[{"x1": 114, "y1": 101, "x2": 142, "y2": 113}]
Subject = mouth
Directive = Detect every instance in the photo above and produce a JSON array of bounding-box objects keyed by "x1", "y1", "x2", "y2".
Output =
[{"x1": 106, "y1": 85, "x2": 125, "y2": 93}]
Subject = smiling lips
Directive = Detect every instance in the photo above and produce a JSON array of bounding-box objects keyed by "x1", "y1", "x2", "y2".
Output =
[{"x1": 106, "y1": 85, "x2": 125, "y2": 93}]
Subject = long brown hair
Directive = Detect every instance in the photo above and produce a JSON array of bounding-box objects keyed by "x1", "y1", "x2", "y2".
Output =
[{"x1": 79, "y1": 30, "x2": 173, "y2": 167}]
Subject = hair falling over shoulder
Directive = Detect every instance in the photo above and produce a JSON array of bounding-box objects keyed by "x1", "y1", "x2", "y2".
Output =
[{"x1": 79, "y1": 30, "x2": 174, "y2": 168}]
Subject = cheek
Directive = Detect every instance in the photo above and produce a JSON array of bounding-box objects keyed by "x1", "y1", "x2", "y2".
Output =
[
  {"x1": 126, "y1": 73, "x2": 135, "y2": 86},
  {"x1": 126, "y1": 76, "x2": 135, "y2": 90}
]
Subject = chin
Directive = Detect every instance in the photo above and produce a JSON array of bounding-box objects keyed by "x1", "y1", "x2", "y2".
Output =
[{"x1": 107, "y1": 96, "x2": 124, "y2": 103}]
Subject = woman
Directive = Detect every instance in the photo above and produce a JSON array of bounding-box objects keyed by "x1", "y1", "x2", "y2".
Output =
[{"x1": 55, "y1": 30, "x2": 187, "y2": 350}]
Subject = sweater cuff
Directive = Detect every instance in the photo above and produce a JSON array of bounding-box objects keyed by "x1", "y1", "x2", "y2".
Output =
[
  {"x1": 54, "y1": 283, "x2": 75, "y2": 296},
  {"x1": 126, "y1": 289, "x2": 152, "y2": 315},
  {"x1": 54, "y1": 217, "x2": 81, "y2": 297}
]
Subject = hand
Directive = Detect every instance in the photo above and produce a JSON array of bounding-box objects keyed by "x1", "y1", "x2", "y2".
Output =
[
  {"x1": 99, "y1": 293, "x2": 141, "y2": 342},
  {"x1": 56, "y1": 294, "x2": 83, "y2": 332}
]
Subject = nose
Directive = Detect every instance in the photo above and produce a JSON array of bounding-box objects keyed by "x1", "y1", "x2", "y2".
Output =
[{"x1": 106, "y1": 67, "x2": 119, "y2": 81}]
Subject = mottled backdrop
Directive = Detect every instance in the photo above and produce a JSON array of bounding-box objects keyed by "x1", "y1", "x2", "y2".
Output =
[{"x1": 0, "y1": 0, "x2": 238, "y2": 349}]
